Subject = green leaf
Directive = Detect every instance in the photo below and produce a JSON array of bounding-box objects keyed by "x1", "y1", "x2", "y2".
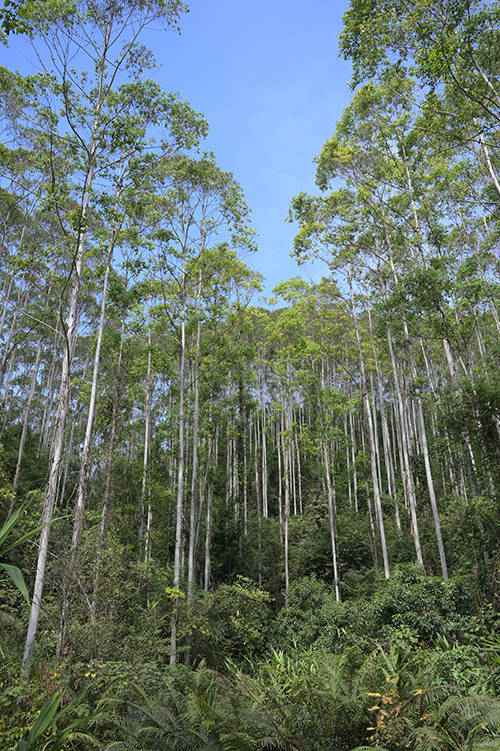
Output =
[
  {"x1": 2, "y1": 513, "x2": 68, "y2": 556},
  {"x1": 18, "y1": 691, "x2": 62, "y2": 750},
  {"x1": 0, "y1": 562, "x2": 30, "y2": 604},
  {"x1": 0, "y1": 505, "x2": 24, "y2": 548}
]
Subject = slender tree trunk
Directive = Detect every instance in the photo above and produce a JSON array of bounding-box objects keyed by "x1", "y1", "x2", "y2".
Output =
[
  {"x1": 91, "y1": 326, "x2": 124, "y2": 619},
  {"x1": 416, "y1": 401, "x2": 448, "y2": 579},
  {"x1": 283, "y1": 402, "x2": 291, "y2": 606},
  {"x1": 204, "y1": 482, "x2": 213, "y2": 592},
  {"x1": 22, "y1": 150, "x2": 98, "y2": 673},
  {"x1": 295, "y1": 432, "x2": 303, "y2": 515},
  {"x1": 13, "y1": 342, "x2": 42, "y2": 494},
  {"x1": 345, "y1": 413, "x2": 353, "y2": 510},
  {"x1": 0, "y1": 275, "x2": 13, "y2": 344},
  {"x1": 387, "y1": 328, "x2": 424, "y2": 567},
  {"x1": 291, "y1": 423, "x2": 297, "y2": 516},
  {"x1": 57, "y1": 245, "x2": 114, "y2": 656},
  {"x1": 443, "y1": 338, "x2": 479, "y2": 486},
  {"x1": 204, "y1": 428, "x2": 217, "y2": 592},
  {"x1": 187, "y1": 318, "x2": 201, "y2": 603},
  {"x1": 58, "y1": 414, "x2": 77, "y2": 509},
  {"x1": 322, "y1": 441, "x2": 341, "y2": 601},
  {"x1": 349, "y1": 410, "x2": 359, "y2": 513},
  {"x1": 170, "y1": 312, "x2": 186, "y2": 665},
  {"x1": 23, "y1": 241, "x2": 86, "y2": 672},
  {"x1": 142, "y1": 332, "x2": 154, "y2": 564},
  {"x1": 350, "y1": 285, "x2": 390, "y2": 579},
  {"x1": 277, "y1": 415, "x2": 283, "y2": 534},
  {"x1": 243, "y1": 427, "x2": 248, "y2": 536},
  {"x1": 261, "y1": 407, "x2": 268, "y2": 518},
  {"x1": 480, "y1": 132, "x2": 500, "y2": 199},
  {"x1": 38, "y1": 325, "x2": 60, "y2": 457}
]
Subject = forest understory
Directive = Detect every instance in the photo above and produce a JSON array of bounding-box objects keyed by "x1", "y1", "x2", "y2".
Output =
[{"x1": 0, "y1": 1, "x2": 499, "y2": 749}]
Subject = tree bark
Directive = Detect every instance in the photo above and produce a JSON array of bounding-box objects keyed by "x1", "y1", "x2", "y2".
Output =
[
  {"x1": 170, "y1": 310, "x2": 186, "y2": 665},
  {"x1": 57, "y1": 243, "x2": 114, "y2": 656},
  {"x1": 13, "y1": 342, "x2": 42, "y2": 494},
  {"x1": 22, "y1": 121, "x2": 99, "y2": 670}
]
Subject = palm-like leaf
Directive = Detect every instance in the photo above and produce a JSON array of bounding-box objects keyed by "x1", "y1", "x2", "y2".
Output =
[
  {"x1": 413, "y1": 695, "x2": 500, "y2": 751},
  {"x1": 17, "y1": 692, "x2": 62, "y2": 751}
]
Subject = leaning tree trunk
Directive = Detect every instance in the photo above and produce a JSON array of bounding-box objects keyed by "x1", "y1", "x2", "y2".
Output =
[
  {"x1": 57, "y1": 242, "x2": 114, "y2": 657},
  {"x1": 22, "y1": 197, "x2": 91, "y2": 674},
  {"x1": 23, "y1": 184, "x2": 97, "y2": 676}
]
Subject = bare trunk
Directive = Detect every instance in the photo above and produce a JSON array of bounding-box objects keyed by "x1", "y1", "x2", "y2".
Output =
[
  {"x1": 480, "y1": 132, "x2": 500, "y2": 199},
  {"x1": 170, "y1": 313, "x2": 186, "y2": 665},
  {"x1": 387, "y1": 328, "x2": 424, "y2": 568},
  {"x1": 349, "y1": 410, "x2": 359, "y2": 513},
  {"x1": 295, "y1": 432, "x2": 303, "y2": 515},
  {"x1": 203, "y1": 430, "x2": 215, "y2": 591},
  {"x1": 141, "y1": 332, "x2": 153, "y2": 562},
  {"x1": 91, "y1": 326, "x2": 124, "y2": 619},
  {"x1": 58, "y1": 415, "x2": 77, "y2": 509},
  {"x1": 416, "y1": 400, "x2": 448, "y2": 579},
  {"x1": 277, "y1": 416, "x2": 283, "y2": 534},
  {"x1": 22, "y1": 224, "x2": 88, "y2": 674},
  {"x1": 322, "y1": 441, "x2": 341, "y2": 601},
  {"x1": 261, "y1": 407, "x2": 268, "y2": 518},
  {"x1": 0, "y1": 275, "x2": 13, "y2": 343},
  {"x1": 38, "y1": 325, "x2": 60, "y2": 457},
  {"x1": 13, "y1": 343, "x2": 42, "y2": 494},
  {"x1": 203, "y1": 482, "x2": 213, "y2": 592},
  {"x1": 187, "y1": 319, "x2": 201, "y2": 603},
  {"x1": 283, "y1": 404, "x2": 290, "y2": 606},
  {"x1": 351, "y1": 289, "x2": 390, "y2": 579},
  {"x1": 57, "y1": 246, "x2": 113, "y2": 656}
]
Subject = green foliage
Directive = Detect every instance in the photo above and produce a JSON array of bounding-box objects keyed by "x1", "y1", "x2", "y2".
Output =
[
  {"x1": 368, "y1": 566, "x2": 475, "y2": 644},
  {"x1": 0, "y1": 0, "x2": 30, "y2": 36},
  {"x1": 0, "y1": 0, "x2": 499, "y2": 748},
  {"x1": 191, "y1": 577, "x2": 273, "y2": 668},
  {"x1": 0, "y1": 501, "x2": 40, "y2": 612},
  {"x1": 16, "y1": 688, "x2": 101, "y2": 751}
]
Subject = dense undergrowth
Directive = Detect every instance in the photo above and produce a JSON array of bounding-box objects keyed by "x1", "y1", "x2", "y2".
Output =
[{"x1": 1, "y1": 433, "x2": 499, "y2": 750}]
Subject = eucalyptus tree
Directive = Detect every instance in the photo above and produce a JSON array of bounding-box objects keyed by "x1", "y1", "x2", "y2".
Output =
[
  {"x1": 267, "y1": 279, "x2": 356, "y2": 600},
  {"x1": 341, "y1": 0, "x2": 500, "y2": 197},
  {"x1": 56, "y1": 87, "x2": 207, "y2": 655},
  {"x1": 14, "y1": 0, "x2": 204, "y2": 675},
  {"x1": 89, "y1": 270, "x2": 136, "y2": 619},
  {"x1": 291, "y1": 186, "x2": 395, "y2": 576},
  {"x1": 188, "y1": 246, "x2": 262, "y2": 594},
  {"x1": 288, "y1": 72, "x2": 479, "y2": 578},
  {"x1": 139, "y1": 152, "x2": 254, "y2": 663},
  {"x1": 0, "y1": 88, "x2": 61, "y2": 425}
]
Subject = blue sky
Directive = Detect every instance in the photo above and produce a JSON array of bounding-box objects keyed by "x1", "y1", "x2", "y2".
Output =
[{"x1": 1, "y1": 0, "x2": 352, "y2": 300}]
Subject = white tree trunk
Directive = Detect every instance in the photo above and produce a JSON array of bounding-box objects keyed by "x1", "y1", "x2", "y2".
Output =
[
  {"x1": 13, "y1": 343, "x2": 42, "y2": 494},
  {"x1": 170, "y1": 313, "x2": 186, "y2": 665}
]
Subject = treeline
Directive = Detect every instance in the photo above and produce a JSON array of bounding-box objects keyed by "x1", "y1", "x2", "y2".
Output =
[{"x1": 0, "y1": 1, "x2": 499, "y2": 750}]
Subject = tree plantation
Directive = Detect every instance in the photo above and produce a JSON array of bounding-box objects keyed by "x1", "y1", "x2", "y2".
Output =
[{"x1": 0, "y1": 1, "x2": 499, "y2": 749}]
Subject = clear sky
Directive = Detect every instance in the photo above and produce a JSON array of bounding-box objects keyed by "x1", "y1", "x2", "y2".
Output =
[{"x1": 1, "y1": 0, "x2": 352, "y2": 300}]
